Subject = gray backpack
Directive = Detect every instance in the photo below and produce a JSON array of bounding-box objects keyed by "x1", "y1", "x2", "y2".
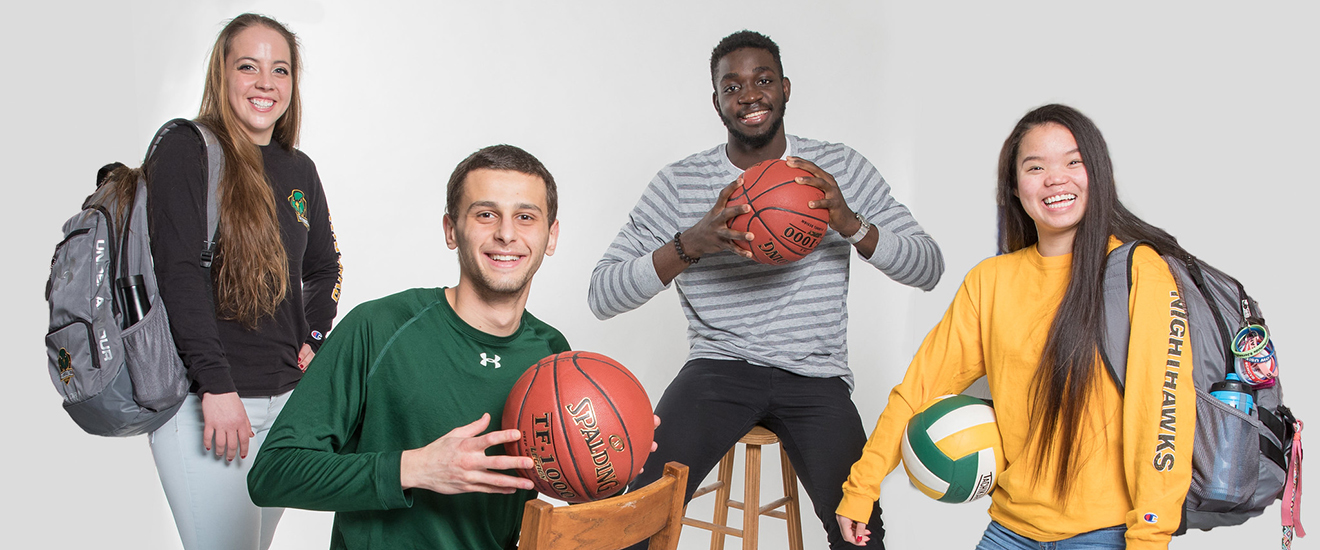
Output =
[
  {"x1": 1100, "y1": 240, "x2": 1296, "y2": 533},
  {"x1": 45, "y1": 119, "x2": 222, "y2": 436}
]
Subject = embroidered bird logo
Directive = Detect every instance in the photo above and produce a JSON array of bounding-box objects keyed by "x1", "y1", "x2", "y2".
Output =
[{"x1": 288, "y1": 189, "x2": 309, "y2": 229}]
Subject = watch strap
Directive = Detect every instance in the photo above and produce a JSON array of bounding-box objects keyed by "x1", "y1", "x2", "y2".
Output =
[{"x1": 845, "y1": 213, "x2": 872, "y2": 245}]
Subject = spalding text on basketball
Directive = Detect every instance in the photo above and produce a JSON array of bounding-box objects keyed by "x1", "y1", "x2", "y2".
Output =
[
  {"x1": 566, "y1": 397, "x2": 622, "y2": 494},
  {"x1": 757, "y1": 242, "x2": 786, "y2": 263}
]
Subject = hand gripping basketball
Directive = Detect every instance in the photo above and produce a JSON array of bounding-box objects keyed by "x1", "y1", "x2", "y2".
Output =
[
  {"x1": 784, "y1": 156, "x2": 864, "y2": 238},
  {"x1": 399, "y1": 413, "x2": 536, "y2": 495},
  {"x1": 679, "y1": 178, "x2": 756, "y2": 261}
]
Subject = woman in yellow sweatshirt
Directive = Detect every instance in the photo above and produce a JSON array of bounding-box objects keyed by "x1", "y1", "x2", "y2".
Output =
[{"x1": 835, "y1": 104, "x2": 1195, "y2": 550}]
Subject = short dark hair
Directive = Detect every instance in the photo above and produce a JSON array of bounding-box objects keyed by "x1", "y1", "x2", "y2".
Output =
[
  {"x1": 709, "y1": 30, "x2": 783, "y2": 86},
  {"x1": 445, "y1": 145, "x2": 558, "y2": 223}
]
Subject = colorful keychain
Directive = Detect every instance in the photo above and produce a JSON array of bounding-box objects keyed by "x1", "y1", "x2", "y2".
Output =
[
  {"x1": 1282, "y1": 420, "x2": 1304, "y2": 549},
  {"x1": 1233, "y1": 325, "x2": 1278, "y2": 386}
]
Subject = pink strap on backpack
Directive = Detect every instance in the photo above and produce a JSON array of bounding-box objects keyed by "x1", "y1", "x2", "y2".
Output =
[{"x1": 1282, "y1": 420, "x2": 1304, "y2": 549}]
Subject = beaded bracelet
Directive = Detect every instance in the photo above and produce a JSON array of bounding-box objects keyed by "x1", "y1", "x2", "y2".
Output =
[{"x1": 674, "y1": 232, "x2": 698, "y2": 264}]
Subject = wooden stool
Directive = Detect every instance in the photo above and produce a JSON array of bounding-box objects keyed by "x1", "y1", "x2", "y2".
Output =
[{"x1": 681, "y1": 425, "x2": 805, "y2": 550}]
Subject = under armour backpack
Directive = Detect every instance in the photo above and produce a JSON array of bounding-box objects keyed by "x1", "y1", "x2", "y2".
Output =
[
  {"x1": 45, "y1": 119, "x2": 222, "y2": 437},
  {"x1": 1100, "y1": 240, "x2": 1299, "y2": 533}
]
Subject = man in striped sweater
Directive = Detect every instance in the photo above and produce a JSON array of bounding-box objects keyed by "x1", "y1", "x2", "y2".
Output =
[{"x1": 589, "y1": 30, "x2": 943, "y2": 549}]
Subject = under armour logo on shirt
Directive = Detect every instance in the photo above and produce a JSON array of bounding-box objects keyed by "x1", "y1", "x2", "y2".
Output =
[{"x1": 480, "y1": 352, "x2": 501, "y2": 369}]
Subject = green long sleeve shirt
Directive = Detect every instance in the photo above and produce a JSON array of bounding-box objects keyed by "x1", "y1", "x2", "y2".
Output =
[{"x1": 248, "y1": 287, "x2": 570, "y2": 549}]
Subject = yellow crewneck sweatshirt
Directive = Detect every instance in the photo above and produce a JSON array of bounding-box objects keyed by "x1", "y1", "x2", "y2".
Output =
[{"x1": 838, "y1": 238, "x2": 1195, "y2": 549}]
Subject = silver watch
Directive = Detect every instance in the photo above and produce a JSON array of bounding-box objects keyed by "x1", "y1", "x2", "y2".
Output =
[{"x1": 845, "y1": 213, "x2": 872, "y2": 245}]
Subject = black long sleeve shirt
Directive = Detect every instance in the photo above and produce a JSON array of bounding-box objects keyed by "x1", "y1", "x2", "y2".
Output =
[{"x1": 146, "y1": 126, "x2": 341, "y2": 397}]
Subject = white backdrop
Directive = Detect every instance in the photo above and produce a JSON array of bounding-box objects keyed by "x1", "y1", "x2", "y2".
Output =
[{"x1": 3, "y1": 1, "x2": 1316, "y2": 549}]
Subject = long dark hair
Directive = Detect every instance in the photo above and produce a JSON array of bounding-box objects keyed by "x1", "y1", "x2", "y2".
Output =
[{"x1": 996, "y1": 104, "x2": 1185, "y2": 498}]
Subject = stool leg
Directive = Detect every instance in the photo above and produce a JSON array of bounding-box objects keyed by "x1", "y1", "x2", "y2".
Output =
[
  {"x1": 780, "y1": 445, "x2": 804, "y2": 550},
  {"x1": 710, "y1": 446, "x2": 737, "y2": 550},
  {"x1": 743, "y1": 443, "x2": 761, "y2": 550}
]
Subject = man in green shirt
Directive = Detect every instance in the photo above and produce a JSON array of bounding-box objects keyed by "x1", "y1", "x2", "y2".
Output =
[{"x1": 248, "y1": 145, "x2": 569, "y2": 549}]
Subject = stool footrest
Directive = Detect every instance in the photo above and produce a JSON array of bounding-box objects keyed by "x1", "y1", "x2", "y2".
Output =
[
  {"x1": 681, "y1": 517, "x2": 743, "y2": 537},
  {"x1": 680, "y1": 426, "x2": 805, "y2": 550},
  {"x1": 690, "y1": 481, "x2": 725, "y2": 500},
  {"x1": 759, "y1": 497, "x2": 791, "y2": 515}
]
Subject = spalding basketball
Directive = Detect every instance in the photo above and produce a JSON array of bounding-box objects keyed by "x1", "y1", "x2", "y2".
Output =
[
  {"x1": 503, "y1": 351, "x2": 654, "y2": 503},
  {"x1": 726, "y1": 159, "x2": 828, "y2": 265},
  {"x1": 901, "y1": 394, "x2": 1005, "y2": 503}
]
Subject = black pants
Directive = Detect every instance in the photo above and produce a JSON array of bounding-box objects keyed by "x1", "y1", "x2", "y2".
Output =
[{"x1": 627, "y1": 359, "x2": 884, "y2": 549}]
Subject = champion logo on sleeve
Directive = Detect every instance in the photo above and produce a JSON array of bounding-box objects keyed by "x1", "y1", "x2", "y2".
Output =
[{"x1": 1142, "y1": 513, "x2": 1158, "y2": 524}]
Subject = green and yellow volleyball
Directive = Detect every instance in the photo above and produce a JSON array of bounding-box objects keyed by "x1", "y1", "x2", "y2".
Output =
[{"x1": 901, "y1": 394, "x2": 1005, "y2": 503}]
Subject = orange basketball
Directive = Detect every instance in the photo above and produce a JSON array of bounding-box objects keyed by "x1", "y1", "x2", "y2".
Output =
[
  {"x1": 502, "y1": 351, "x2": 654, "y2": 503},
  {"x1": 726, "y1": 159, "x2": 829, "y2": 264}
]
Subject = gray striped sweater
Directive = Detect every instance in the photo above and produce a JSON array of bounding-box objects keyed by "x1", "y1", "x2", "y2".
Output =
[{"x1": 588, "y1": 135, "x2": 943, "y2": 387}]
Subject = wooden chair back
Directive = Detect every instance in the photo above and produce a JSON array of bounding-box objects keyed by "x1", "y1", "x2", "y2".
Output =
[{"x1": 519, "y1": 462, "x2": 688, "y2": 550}]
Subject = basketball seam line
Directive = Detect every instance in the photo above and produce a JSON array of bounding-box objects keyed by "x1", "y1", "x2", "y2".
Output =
[{"x1": 570, "y1": 353, "x2": 637, "y2": 498}]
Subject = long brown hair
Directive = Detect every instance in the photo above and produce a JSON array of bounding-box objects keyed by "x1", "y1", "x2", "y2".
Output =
[
  {"x1": 996, "y1": 104, "x2": 1184, "y2": 499},
  {"x1": 99, "y1": 14, "x2": 300, "y2": 328},
  {"x1": 194, "y1": 13, "x2": 303, "y2": 328},
  {"x1": 99, "y1": 13, "x2": 302, "y2": 325}
]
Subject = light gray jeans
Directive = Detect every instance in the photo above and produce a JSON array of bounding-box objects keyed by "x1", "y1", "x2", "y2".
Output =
[{"x1": 149, "y1": 391, "x2": 292, "y2": 550}]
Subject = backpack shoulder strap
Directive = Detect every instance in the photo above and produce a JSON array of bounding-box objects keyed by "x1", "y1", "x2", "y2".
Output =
[
  {"x1": 189, "y1": 121, "x2": 223, "y2": 269},
  {"x1": 1099, "y1": 239, "x2": 1156, "y2": 395},
  {"x1": 144, "y1": 119, "x2": 224, "y2": 270}
]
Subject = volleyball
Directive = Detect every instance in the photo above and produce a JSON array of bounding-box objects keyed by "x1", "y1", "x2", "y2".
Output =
[{"x1": 900, "y1": 394, "x2": 1004, "y2": 503}]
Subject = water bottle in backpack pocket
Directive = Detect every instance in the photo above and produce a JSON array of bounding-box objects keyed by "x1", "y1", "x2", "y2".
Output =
[
  {"x1": 1187, "y1": 386, "x2": 1286, "y2": 515},
  {"x1": 119, "y1": 294, "x2": 191, "y2": 412}
]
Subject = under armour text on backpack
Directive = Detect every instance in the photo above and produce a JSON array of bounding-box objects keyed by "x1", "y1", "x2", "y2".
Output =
[
  {"x1": 45, "y1": 119, "x2": 222, "y2": 436},
  {"x1": 1100, "y1": 240, "x2": 1298, "y2": 533}
]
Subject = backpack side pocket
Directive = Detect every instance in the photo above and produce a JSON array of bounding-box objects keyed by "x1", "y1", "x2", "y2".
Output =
[
  {"x1": 120, "y1": 297, "x2": 189, "y2": 411},
  {"x1": 1188, "y1": 389, "x2": 1261, "y2": 513}
]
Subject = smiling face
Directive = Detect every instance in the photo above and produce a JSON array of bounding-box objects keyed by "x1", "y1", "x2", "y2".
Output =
[
  {"x1": 225, "y1": 25, "x2": 293, "y2": 145},
  {"x1": 443, "y1": 169, "x2": 559, "y2": 299},
  {"x1": 713, "y1": 47, "x2": 790, "y2": 150},
  {"x1": 1015, "y1": 122, "x2": 1090, "y2": 256}
]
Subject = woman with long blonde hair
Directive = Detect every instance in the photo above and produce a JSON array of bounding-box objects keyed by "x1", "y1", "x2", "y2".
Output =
[{"x1": 105, "y1": 13, "x2": 342, "y2": 550}]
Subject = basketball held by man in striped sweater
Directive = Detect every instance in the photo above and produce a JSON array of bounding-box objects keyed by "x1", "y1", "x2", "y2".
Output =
[{"x1": 726, "y1": 159, "x2": 829, "y2": 264}]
